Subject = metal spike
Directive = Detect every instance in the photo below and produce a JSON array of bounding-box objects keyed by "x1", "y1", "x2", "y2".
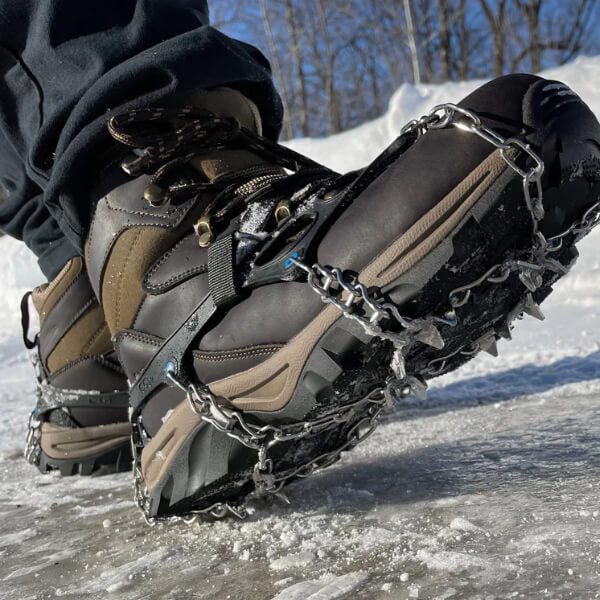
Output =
[
  {"x1": 481, "y1": 337, "x2": 499, "y2": 357},
  {"x1": 406, "y1": 376, "x2": 428, "y2": 402},
  {"x1": 384, "y1": 385, "x2": 397, "y2": 409},
  {"x1": 541, "y1": 257, "x2": 569, "y2": 275},
  {"x1": 414, "y1": 322, "x2": 445, "y2": 350},
  {"x1": 498, "y1": 323, "x2": 513, "y2": 340},
  {"x1": 275, "y1": 492, "x2": 291, "y2": 505},
  {"x1": 391, "y1": 349, "x2": 407, "y2": 380},
  {"x1": 523, "y1": 293, "x2": 545, "y2": 321},
  {"x1": 518, "y1": 269, "x2": 543, "y2": 292}
]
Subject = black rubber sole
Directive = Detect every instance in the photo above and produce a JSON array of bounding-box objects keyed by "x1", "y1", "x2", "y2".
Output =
[{"x1": 37, "y1": 441, "x2": 133, "y2": 476}]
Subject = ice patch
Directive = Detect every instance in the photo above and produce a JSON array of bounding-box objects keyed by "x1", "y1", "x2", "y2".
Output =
[
  {"x1": 270, "y1": 571, "x2": 368, "y2": 600},
  {"x1": 417, "y1": 549, "x2": 493, "y2": 572},
  {"x1": 270, "y1": 551, "x2": 316, "y2": 570},
  {"x1": 449, "y1": 517, "x2": 481, "y2": 533},
  {"x1": 0, "y1": 527, "x2": 37, "y2": 548}
]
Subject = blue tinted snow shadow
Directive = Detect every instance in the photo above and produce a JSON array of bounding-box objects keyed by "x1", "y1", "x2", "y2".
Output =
[{"x1": 392, "y1": 349, "x2": 600, "y2": 417}]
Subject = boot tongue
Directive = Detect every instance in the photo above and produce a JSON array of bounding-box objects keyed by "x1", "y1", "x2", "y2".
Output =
[
  {"x1": 192, "y1": 149, "x2": 277, "y2": 183},
  {"x1": 181, "y1": 87, "x2": 282, "y2": 183}
]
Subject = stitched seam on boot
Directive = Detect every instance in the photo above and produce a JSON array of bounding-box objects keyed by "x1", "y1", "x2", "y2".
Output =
[
  {"x1": 143, "y1": 235, "x2": 208, "y2": 292},
  {"x1": 145, "y1": 265, "x2": 208, "y2": 293},
  {"x1": 192, "y1": 345, "x2": 283, "y2": 362},
  {"x1": 59, "y1": 296, "x2": 96, "y2": 346},
  {"x1": 115, "y1": 331, "x2": 163, "y2": 346},
  {"x1": 106, "y1": 196, "x2": 189, "y2": 220},
  {"x1": 49, "y1": 355, "x2": 126, "y2": 380}
]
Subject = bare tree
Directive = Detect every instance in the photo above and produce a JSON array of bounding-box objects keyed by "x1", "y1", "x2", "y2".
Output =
[
  {"x1": 284, "y1": 0, "x2": 309, "y2": 137},
  {"x1": 258, "y1": 0, "x2": 294, "y2": 139},
  {"x1": 316, "y1": 0, "x2": 341, "y2": 134},
  {"x1": 457, "y1": 0, "x2": 470, "y2": 80},
  {"x1": 212, "y1": 0, "x2": 599, "y2": 138},
  {"x1": 404, "y1": 0, "x2": 422, "y2": 83},
  {"x1": 479, "y1": 0, "x2": 508, "y2": 76},
  {"x1": 439, "y1": 0, "x2": 452, "y2": 80},
  {"x1": 513, "y1": 0, "x2": 542, "y2": 71},
  {"x1": 512, "y1": 0, "x2": 596, "y2": 71}
]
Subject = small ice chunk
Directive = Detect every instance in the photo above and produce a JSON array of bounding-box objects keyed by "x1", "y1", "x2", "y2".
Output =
[
  {"x1": 270, "y1": 551, "x2": 315, "y2": 571},
  {"x1": 269, "y1": 572, "x2": 368, "y2": 600},
  {"x1": 449, "y1": 517, "x2": 481, "y2": 532}
]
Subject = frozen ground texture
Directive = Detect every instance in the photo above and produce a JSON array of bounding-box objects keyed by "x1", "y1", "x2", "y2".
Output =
[{"x1": 2, "y1": 57, "x2": 600, "y2": 600}]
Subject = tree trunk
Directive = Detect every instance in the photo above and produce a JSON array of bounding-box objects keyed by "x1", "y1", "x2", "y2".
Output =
[
  {"x1": 403, "y1": 0, "x2": 422, "y2": 84},
  {"x1": 284, "y1": 0, "x2": 309, "y2": 137},
  {"x1": 258, "y1": 0, "x2": 294, "y2": 140},
  {"x1": 479, "y1": 0, "x2": 506, "y2": 77},
  {"x1": 316, "y1": 0, "x2": 341, "y2": 134},
  {"x1": 458, "y1": 0, "x2": 469, "y2": 80},
  {"x1": 439, "y1": 0, "x2": 451, "y2": 81},
  {"x1": 523, "y1": 1, "x2": 542, "y2": 72}
]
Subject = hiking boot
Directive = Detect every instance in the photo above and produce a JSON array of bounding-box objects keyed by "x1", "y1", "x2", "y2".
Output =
[
  {"x1": 85, "y1": 78, "x2": 600, "y2": 520},
  {"x1": 23, "y1": 257, "x2": 131, "y2": 475}
]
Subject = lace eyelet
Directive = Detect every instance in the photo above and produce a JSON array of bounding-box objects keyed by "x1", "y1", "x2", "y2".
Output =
[
  {"x1": 144, "y1": 183, "x2": 169, "y2": 208},
  {"x1": 274, "y1": 200, "x2": 291, "y2": 226},
  {"x1": 194, "y1": 215, "x2": 214, "y2": 247}
]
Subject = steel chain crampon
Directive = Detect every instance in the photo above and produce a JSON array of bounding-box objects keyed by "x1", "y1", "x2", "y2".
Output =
[
  {"x1": 131, "y1": 103, "x2": 600, "y2": 525},
  {"x1": 24, "y1": 408, "x2": 42, "y2": 466},
  {"x1": 24, "y1": 352, "x2": 44, "y2": 466}
]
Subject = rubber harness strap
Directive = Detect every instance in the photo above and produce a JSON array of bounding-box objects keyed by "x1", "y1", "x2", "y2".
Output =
[
  {"x1": 208, "y1": 233, "x2": 240, "y2": 307},
  {"x1": 35, "y1": 387, "x2": 130, "y2": 416},
  {"x1": 128, "y1": 293, "x2": 217, "y2": 418}
]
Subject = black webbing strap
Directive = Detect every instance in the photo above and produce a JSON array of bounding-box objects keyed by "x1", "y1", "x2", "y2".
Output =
[
  {"x1": 128, "y1": 293, "x2": 217, "y2": 418},
  {"x1": 208, "y1": 233, "x2": 240, "y2": 307}
]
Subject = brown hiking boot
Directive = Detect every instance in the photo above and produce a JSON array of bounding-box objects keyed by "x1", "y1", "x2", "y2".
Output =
[
  {"x1": 23, "y1": 257, "x2": 131, "y2": 475},
  {"x1": 85, "y1": 79, "x2": 600, "y2": 520}
]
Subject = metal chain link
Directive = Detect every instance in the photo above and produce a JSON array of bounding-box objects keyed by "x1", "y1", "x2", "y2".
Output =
[
  {"x1": 131, "y1": 103, "x2": 600, "y2": 525},
  {"x1": 24, "y1": 352, "x2": 45, "y2": 466}
]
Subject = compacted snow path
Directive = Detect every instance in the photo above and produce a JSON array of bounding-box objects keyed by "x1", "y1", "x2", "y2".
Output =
[
  {"x1": 1, "y1": 360, "x2": 599, "y2": 600},
  {"x1": 2, "y1": 58, "x2": 600, "y2": 599}
]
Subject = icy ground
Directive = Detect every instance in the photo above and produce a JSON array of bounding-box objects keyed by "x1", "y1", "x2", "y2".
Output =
[{"x1": 2, "y1": 57, "x2": 600, "y2": 600}]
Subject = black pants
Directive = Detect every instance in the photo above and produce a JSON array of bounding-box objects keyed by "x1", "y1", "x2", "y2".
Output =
[{"x1": 0, "y1": 1, "x2": 281, "y2": 278}]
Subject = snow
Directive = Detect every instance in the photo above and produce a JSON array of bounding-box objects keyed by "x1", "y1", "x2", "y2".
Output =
[{"x1": 2, "y1": 56, "x2": 600, "y2": 599}]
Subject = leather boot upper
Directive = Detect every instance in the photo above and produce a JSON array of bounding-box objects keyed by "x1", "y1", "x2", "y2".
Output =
[{"x1": 31, "y1": 256, "x2": 128, "y2": 427}]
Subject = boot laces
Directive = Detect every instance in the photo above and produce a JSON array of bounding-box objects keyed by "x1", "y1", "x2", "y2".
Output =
[{"x1": 108, "y1": 106, "x2": 338, "y2": 239}]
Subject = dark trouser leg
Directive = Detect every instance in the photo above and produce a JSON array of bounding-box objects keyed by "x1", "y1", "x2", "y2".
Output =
[
  {"x1": 0, "y1": 0, "x2": 282, "y2": 279},
  {"x1": 0, "y1": 138, "x2": 78, "y2": 279}
]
